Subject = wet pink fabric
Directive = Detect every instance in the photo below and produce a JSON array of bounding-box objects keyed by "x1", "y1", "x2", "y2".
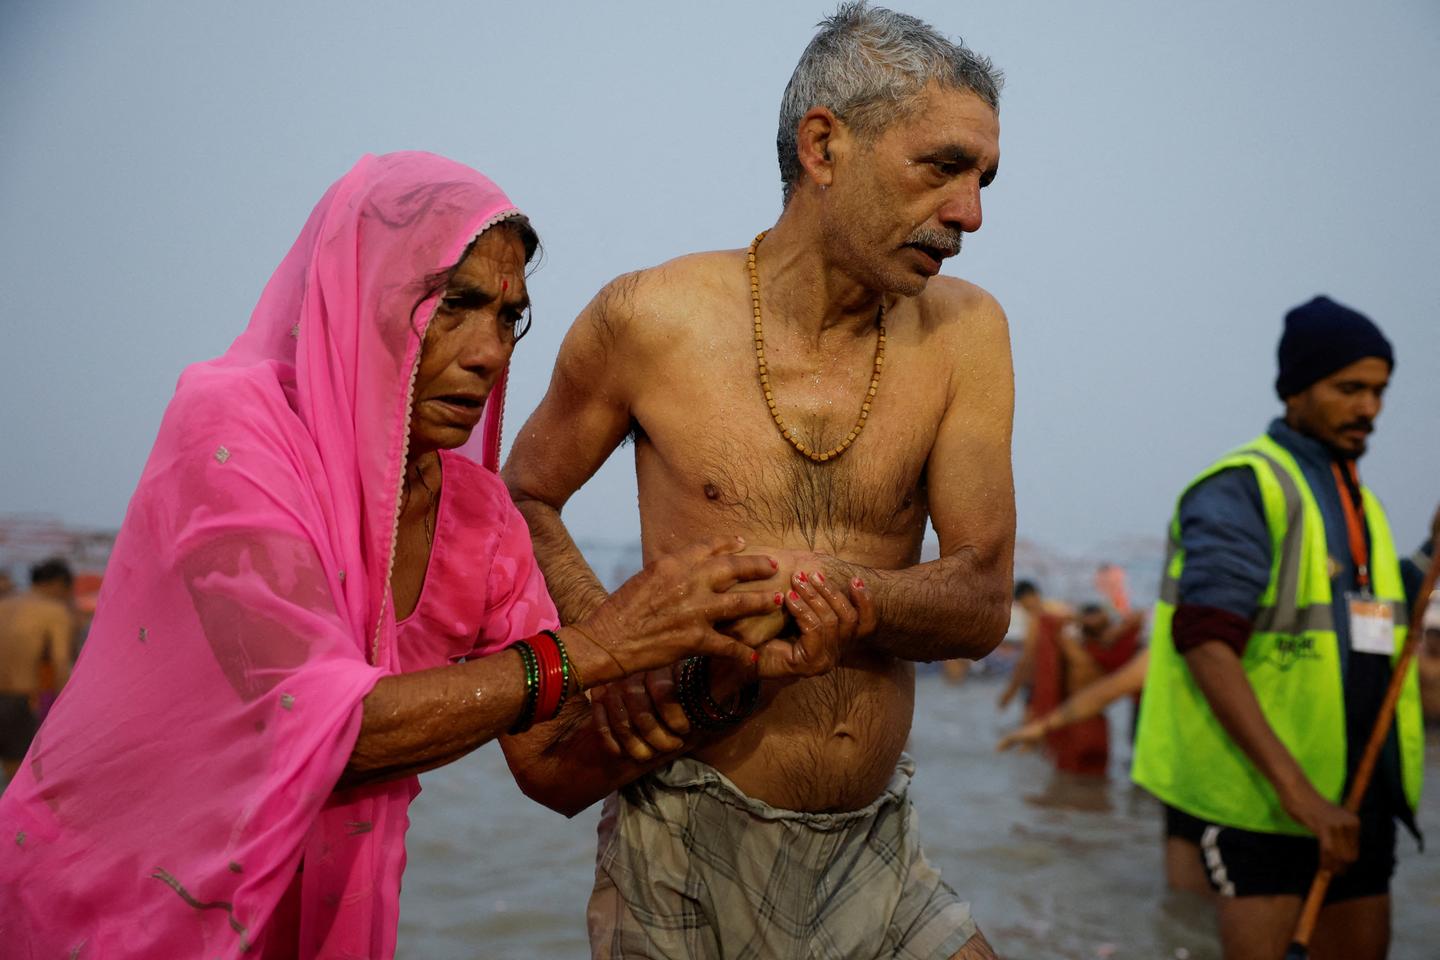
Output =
[{"x1": 0, "y1": 152, "x2": 557, "y2": 958}]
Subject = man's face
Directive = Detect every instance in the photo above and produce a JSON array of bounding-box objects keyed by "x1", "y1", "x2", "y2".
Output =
[
  {"x1": 1284, "y1": 356, "x2": 1390, "y2": 459},
  {"x1": 408, "y1": 227, "x2": 528, "y2": 457},
  {"x1": 822, "y1": 83, "x2": 1000, "y2": 296}
]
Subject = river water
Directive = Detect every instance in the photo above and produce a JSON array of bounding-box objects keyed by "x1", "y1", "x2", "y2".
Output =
[{"x1": 398, "y1": 671, "x2": 1440, "y2": 959}]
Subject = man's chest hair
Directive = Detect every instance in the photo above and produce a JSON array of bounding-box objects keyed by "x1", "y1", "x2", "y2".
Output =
[{"x1": 682, "y1": 425, "x2": 930, "y2": 552}]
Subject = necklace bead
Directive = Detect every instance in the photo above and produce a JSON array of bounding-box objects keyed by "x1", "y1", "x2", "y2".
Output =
[{"x1": 747, "y1": 231, "x2": 885, "y2": 464}]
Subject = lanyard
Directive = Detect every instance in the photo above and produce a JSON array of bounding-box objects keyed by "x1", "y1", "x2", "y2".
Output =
[{"x1": 1330, "y1": 460, "x2": 1371, "y2": 591}]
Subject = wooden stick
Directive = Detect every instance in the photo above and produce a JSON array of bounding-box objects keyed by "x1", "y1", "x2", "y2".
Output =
[{"x1": 1285, "y1": 547, "x2": 1440, "y2": 959}]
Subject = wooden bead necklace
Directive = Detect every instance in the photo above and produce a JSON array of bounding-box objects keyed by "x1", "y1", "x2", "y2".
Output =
[{"x1": 746, "y1": 230, "x2": 885, "y2": 463}]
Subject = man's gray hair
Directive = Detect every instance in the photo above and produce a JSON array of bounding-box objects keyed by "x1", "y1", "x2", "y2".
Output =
[{"x1": 777, "y1": 2, "x2": 1003, "y2": 204}]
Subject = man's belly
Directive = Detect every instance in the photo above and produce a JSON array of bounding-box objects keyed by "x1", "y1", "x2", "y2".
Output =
[{"x1": 691, "y1": 647, "x2": 916, "y2": 813}]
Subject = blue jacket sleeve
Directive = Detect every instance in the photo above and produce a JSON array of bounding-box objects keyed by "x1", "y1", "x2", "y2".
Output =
[{"x1": 1175, "y1": 467, "x2": 1272, "y2": 621}]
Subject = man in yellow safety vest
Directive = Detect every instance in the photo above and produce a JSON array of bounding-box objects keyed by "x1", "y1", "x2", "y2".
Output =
[{"x1": 1133, "y1": 296, "x2": 1436, "y2": 960}]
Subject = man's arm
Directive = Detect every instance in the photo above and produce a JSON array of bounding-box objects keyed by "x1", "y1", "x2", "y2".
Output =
[
  {"x1": 501, "y1": 690, "x2": 684, "y2": 817},
  {"x1": 1174, "y1": 469, "x2": 1358, "y2": 872},
  {"x1": 503, "y1": 277, "x2": 639, "y2": 622},
  {"x1": 833, "y1": 288, "x2": 1015, "y2": 662},
  {"x1": 1183, "y1": 642, "x2": 1357, "y2": 872},
  {"x1": 501, "y1": 275, "x2": 771, "y2": 811},
  {"x1": 499, "y1": 277, "x2": 664, "y2": 812}
]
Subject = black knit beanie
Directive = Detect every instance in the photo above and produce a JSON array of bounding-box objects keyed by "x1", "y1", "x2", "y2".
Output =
[{"x1": 1275, "y1": 296, "x2": 1393, "y2": 399}]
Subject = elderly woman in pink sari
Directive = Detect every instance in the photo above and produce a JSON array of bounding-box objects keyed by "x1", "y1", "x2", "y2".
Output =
[{"x1": 0, "y1": 153, "x2": 865, "y2": 958}]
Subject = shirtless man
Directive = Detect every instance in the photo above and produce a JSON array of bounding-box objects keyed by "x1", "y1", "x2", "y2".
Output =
[
  {"x1": 502, "y1": 5, "x2": 1012, "y2": 957},
  {"x1": 0, "y1": 558, "x2": 74, "y2": 781}
]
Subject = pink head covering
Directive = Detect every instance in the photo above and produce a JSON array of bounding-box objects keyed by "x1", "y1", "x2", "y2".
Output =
[{"x1": 0, "y1": 153, "x2": 528, "y2": 957}]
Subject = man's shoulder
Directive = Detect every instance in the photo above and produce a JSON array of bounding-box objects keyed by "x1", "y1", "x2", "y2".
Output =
[
  {"x1": 917, "y1": 275, "x2": 1003, "y2": 317},
  {"x1": 585, "y1": 250, "x2": 741, "y2": 345},
  {"x1": 909, "y1": 278, "x2": 1011, "y2": 402},
  {"x1": 1181, "y1": 435, "x2": 1280, "y2": 497},
  {"x1": 1179, "y1": 465, "x2": 1265, "y2": 526},
  {"x1": 609, "y1": 250, "x2": 737, "y2": 310},
  {"x1": 912, "y1": 276, "x2": 1007, "y2": 347},
  {"x1": 1, "y1": 594, "x2": 68, "y2": 625}
]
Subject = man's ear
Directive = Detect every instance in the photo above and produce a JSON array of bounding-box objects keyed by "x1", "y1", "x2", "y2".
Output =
[
  {"x1": 796, "y1": 106, "x2": 843, "y2": 190},
  {"x1": 1281, "y1": 392, "x2": 1301, "y2": 423}
]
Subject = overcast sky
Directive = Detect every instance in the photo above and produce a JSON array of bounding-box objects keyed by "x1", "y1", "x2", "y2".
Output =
[{"x1": 3, "y1": 0, "x2": 1437, "y2": 559}]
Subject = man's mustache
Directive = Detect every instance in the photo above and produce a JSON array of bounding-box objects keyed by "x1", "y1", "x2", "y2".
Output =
[
  {"x1": 1340, "y1": 420, "x2": 1374, "y2": 434},
  {"x1": 905, "y1": 227, "x2": 963, "y2": 256}
]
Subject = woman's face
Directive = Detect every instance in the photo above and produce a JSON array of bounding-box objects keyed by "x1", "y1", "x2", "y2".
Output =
[{"x1": 408, "y1": 226, "x2": 529, "y2": 457}]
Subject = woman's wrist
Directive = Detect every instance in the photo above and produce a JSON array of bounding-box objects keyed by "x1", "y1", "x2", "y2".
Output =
[{"x1": 558, "y1": 623, "x2": 624, "y2": 689}]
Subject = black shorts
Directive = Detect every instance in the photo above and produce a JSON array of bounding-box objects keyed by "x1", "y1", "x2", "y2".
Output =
[
  {"x1": 0, "y1": 693, "x2": 38, "y2": 762},
  {"x1": 1168, "y1": 804, "x2": 1395, "y2": 903},
  {"x1": 1165, "y1": 803, "x2": 1206, "y2": 845}
]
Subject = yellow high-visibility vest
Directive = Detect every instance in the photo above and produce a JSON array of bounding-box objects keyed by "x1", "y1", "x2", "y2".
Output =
[{"x1": 1132, "y1": 434, "x2": 1422, "y2": 833}]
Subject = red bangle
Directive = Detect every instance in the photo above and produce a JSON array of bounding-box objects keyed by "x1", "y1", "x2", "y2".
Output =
[
  {"x1": 532, "y1": 631, "x2": 565, "y2": 723},
  {"x1": 531, "y1": 632, "x2": 555, "y2": 723}
]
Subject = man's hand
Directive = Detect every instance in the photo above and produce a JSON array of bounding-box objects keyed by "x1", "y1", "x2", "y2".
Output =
[
  {"x1": 589, "y1": 595, "x2": 790, "y2": 761},
  {"x1": 589, "y1": 570, "x2": 873, "y2": 761},
  {"x1": 1281, "y1": 784, "x2": 1361, "y2": 875},
  {"x1": 995, "y1": 718, "x2": 1045, "y2": 753},
  {"x1": 589, "y1": 667, "x2": 691, "y2": 761}
]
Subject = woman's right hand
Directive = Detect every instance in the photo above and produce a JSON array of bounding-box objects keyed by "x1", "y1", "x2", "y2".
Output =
[
  {"x1": 565, "y1": 535, "x2": 782, "y2": 687},
  {"x1": 754, "y1": 569, "x2": 874, "y2": 678}
]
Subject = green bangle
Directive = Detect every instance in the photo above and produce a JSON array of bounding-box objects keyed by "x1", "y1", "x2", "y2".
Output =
[{"x1": 509, "y1": 641, "x2": 540, "y2": 734}]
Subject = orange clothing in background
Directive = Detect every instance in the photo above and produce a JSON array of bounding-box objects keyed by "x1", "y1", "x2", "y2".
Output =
[{"x1": 1031, "y1": 617, "x2": 1140, "y2": 775}]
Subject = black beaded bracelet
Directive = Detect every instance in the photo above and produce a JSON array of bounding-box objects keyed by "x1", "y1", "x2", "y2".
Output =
[
  {"x1": 675, "y1": 657, "x2": 716, "y2": 731},
  {"x1": 703, "y1": 665, "x2": 759, "y2": 723},
  {"x1": 676, "y1": 656, "x2": 760, "y2": 731},
  {"x1": 508, "y1": 640, "x2": 540, "y2": 734}
]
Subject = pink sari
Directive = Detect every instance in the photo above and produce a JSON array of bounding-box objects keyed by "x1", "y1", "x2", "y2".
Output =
[{"x1": 0, "y1": 153, "x2": 556, "y2": 958}]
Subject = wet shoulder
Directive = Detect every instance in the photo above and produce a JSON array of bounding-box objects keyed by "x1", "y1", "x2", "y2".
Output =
[
  {"x1": 589, "y1": 250, "x2": 742, "y2": 350},
  {"x1": 909, "y1": 276, "x2": 1012, "y2": 407},
  {"x1": 912, "y1": 275, "x2": 1007, "y2": 345}
]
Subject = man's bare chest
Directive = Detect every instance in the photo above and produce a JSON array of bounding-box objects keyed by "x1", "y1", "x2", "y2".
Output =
[{"x1": 630, "y1": 343, "x2": 941, "y2": 553}]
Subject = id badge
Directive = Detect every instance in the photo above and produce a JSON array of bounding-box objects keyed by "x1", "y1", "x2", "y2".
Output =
[{"x1": 1347, "y1": 592, "x2": 1395, "y2": 657}]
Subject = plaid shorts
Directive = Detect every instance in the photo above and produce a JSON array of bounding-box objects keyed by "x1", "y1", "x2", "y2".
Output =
[{"x1": 587, "y1": 754, "x2": 977, "y2": 960}]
